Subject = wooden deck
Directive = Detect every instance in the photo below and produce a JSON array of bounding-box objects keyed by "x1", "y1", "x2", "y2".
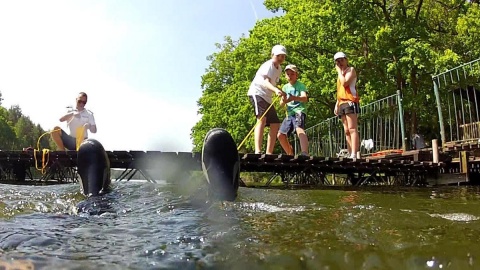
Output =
[
  {"x1": 0, "y1": 150, "x2": 442, "y2": 172},
  {"x1": 0, "y1": 150, "x2": 202, "y2": 170},
  {"x1": 240, "y1": 153, "x2": 441, "y2": 174},
  {"x1": 0, "y1": 148, "x2": 472, "y2": 186}
]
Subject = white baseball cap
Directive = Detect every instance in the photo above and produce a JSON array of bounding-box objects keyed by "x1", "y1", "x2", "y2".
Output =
[
  {"x1": 334, "y1": 52, "x2": 347, "y2": 60},
  {"x1": 285, "y1": 64, "x2": 298, "y2": 72},
  {"x1": 272, "y1": 45, "x2": 287, "y2": 56}
]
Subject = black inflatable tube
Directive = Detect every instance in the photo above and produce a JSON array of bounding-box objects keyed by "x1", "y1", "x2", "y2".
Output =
[
  {"x1": 201, "y1": 128, "x2": 240, "y2": 201},
  {"x1": 77, "y1": 138, "x2": 111, "y2": 196}
]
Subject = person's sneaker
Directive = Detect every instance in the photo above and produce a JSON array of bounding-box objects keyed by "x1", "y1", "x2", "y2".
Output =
[
  {"x1": 299, "y1": 152, "x2": 309, "y2": 157},
  {"x1": 349, "y1": 153, "x2": 357, "y2": 159},
  {"x1": 254, "y1": 151, "x2": 264, "y2": 155},
  {"x1": 337, "y1": 149, "x2": 349, "y2": 158}
]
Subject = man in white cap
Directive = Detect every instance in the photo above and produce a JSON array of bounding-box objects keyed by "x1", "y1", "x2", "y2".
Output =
[
  {"x1": 277, "y1": 64, "x2": 309, "y2": 156},
  {"x1": 247, "y1": 45, "x2": 287, "y2": 154},
  {"x1": 333, "y1": 51, "x2": 359, "y2": 159}
]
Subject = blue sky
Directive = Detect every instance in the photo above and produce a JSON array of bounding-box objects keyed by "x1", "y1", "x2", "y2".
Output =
[{"x1": 0, "y1": 0, "x2": 276, "y2": 151}]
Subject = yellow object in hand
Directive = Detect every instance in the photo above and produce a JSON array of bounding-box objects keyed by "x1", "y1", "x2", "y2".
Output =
[{"x1": 76, "y1": 125, "x2": 86, "y2": 151}]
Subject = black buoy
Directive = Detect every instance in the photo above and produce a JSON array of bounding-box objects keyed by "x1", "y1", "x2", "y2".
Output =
[
  {"x1": 201, "y1": 128, "x2": 240, "y2": 201},
  {"x1": 77, "y1": 138, "x2": 111, "y2": 196}
]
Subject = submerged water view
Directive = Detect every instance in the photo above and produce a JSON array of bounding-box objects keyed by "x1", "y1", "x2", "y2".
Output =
[{"x1": 0, "y1": 180, "x2": 479, "y2": 269}]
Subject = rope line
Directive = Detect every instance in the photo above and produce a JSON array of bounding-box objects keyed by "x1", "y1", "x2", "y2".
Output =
[{"x1": 237, "y1": 95, "x2": 281, "y2": 151}]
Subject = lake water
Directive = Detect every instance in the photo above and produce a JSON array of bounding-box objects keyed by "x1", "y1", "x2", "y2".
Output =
[{"x1": 0, "y1": 180, "x2": 479, "y2": 269}]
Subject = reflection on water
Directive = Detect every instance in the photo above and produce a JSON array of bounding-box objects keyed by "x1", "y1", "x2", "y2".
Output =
[{"x1": 0, "y1": 182, "x2": 479, "y2": 269}]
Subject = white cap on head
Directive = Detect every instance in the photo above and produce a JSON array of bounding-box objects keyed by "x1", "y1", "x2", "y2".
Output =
[
  {"x1": 334, "y1": 52, "x2": 347, "y2": 60},
  {"x1": 272, "y1": 45, "x2": 287, "y2": 56},
  {"x1": 284, "y1": 64, "x2": 298, "y2": 73}
]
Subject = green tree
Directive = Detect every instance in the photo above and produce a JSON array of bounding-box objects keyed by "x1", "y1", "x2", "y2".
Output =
[
  {"x1": 0, "y1": 106, "x2": 17, "y2": 149},
  {"x1": 8, "y1": 105, "x2": 23, "y2": 125},
  {"x1": 192, "y1": 0, "x2": 480, "y2": 151},
  {"x1": 191, "y1": 37, "x2": 237, "y2": 152},
  {"x1": 33, "y1": 124, "x2": 52, "y2": 149},
  {"x1": 0, "y1": 95, "x2": 52, "y2": 150},
  {"x1": 14, "y1": 116, "x2": 37, "y2": 148}
]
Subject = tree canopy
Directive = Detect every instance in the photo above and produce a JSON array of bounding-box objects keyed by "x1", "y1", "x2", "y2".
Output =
[
  {"x1": 192, "y1": 0, "x2": 480, "y2": 152},
  {"x1": 0, "y1": 98, "x2": 52, "y2": 150}
]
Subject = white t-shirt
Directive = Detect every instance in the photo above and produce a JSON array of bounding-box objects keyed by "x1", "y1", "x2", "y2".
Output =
[
  {"x1": 247, "y1": 59, "x2": 282, "y2": 104},
  {"x1": 67, "y1": 109, "x2": 96, "y2": 138}
]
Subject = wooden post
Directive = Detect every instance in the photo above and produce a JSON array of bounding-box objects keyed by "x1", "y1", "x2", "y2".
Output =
[
  {"x1": 459, "y1": 151, "x2": 470, "y2": 183},
  {"x1": 432, "y1": 139, "x2": 439, "y2": 163}
]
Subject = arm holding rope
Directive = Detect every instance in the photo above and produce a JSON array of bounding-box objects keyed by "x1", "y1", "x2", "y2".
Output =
[
  {"x1": 87, "y1": 123, "x2": 97, "y2": 133},
  {"x1": 288, "y1": 91, "x2": 308, "y2": 103},
  {"x1": 262, "y1": 77, "x2": 286, "y2": 98},
  {"x1": 83, "y1": 123, "x2": 97, "y2": 133},
  {"x1": 86, "y1": 112, "x2": 97, "y2": 133}
]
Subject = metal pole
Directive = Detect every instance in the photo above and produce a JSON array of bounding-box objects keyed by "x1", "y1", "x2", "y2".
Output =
[
  {"x1": 432, "y1": 139, "x2": 439, "y2": 163},
  {"x1": 433, "y1": 78, "x2": 446, "y2": 148},
  {"x1": 396, "y1": 90, "x2": 407, "y2": 151},
  {"x1": 328, "y1": 122, "x2": 334, "y2": 157}
]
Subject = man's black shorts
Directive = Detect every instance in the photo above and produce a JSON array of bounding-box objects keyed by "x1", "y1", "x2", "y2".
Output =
[{"x1": 248, "y1": 95, "x2": 280, "y2": 126}]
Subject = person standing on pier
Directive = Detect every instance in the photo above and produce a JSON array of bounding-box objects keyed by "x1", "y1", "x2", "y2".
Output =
[
  {"x1": 51, "y1": 92, "x2": 97, "y2": 151},
  {"x1": 247, "y1": 45, "x2": 287, "y2": 154},
  {"x1": 277, "y1": 64, "x2": 309, "y2": 156},
  {"x1": 333, "y1": 52, "x2": 360, "y2": 159}
]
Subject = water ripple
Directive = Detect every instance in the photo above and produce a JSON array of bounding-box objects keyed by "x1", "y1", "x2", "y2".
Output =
[
  {"x1": 236, "y1": 202, "x2": 322, "y2": 213},
  {"x1": 428, "y1": 213, "x2": 480, "y2": 222},
  {"x1": 0, "y1": 183, "x2": 478, "y2": 268}
]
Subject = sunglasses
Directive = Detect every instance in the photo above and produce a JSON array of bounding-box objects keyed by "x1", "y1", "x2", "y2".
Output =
[{"x1": 77, "y1": 100, "x2": 87, "y2": 104}]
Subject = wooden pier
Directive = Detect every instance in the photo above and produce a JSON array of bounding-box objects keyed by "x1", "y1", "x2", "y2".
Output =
[{"x1": 0, "y1": 146, "x2": 475, "y2": 187}]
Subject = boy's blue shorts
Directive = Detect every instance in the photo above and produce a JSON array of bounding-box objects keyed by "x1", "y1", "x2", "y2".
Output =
[{"x1": 279, "y1": 112, "x2": 306, "y2": 136}]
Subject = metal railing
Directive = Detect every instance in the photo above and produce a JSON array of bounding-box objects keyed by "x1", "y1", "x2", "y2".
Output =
[
  {"x1": 295, "y1": 91, "x2": 405, "y2": 157},
  {"x1": 433, "y1": 58, "x2": 480, "y2": 147}
]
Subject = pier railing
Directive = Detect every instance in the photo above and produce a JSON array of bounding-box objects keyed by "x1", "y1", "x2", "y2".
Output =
[
  {"x1": 433, "y1": 58, "x2": 480, "y2": 148},
  {"x1": 297, "y1": 91, "x2": 406, "y2": 157}
]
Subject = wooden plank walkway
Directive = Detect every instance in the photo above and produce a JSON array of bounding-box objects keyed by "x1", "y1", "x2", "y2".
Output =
[
  {"x1": 240, "y1": 153, "x2": 442, "y2": 174},
  {"x1": 0, "y1": 149, "x2": 470, "y2": 186},
  {"x1": 0, "y1": 150, "x2": 443, "y2": 173}
]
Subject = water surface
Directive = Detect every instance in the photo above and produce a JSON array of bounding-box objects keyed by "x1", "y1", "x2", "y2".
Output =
[{"x1": 0, "y1": 181, "x2": 479, "y2": 269}]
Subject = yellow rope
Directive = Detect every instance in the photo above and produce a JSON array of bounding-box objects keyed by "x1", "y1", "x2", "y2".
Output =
[
  {"x1": 33, "y1": 126, "x2": 86, "y2": 174},
  {"x1": 34, "y1": 129, "x2": 57, "y2": 174},
  {"x1": 237, "y1": 95, "x2": 280, "y2": 151},
  {"x1": 76, "y1": 125, "x2": 86, "y2": 151}
]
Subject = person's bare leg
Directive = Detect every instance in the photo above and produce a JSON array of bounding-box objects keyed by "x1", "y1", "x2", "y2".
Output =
[
  {"x1": 341, "y1": 115, "x2": 352, "y2": 154},
  {"x1": 50, "y1": 126, "x2": 65, "y2": 151},
  {"x1": 296, "y1": 128, "x2": 309, "y2": 155},
  {"x1": 266, "y1": 123, "x2": 280, "y2": 154},
  {"x1": 254, "y1": 118, "x2": 266, "y2": 153},
  {"x1": 277, "y1": 133, "x2": 293, "y2": 155},
  {"x1": 346, "y1": 114, "x2": 359, "y2": 157}
]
